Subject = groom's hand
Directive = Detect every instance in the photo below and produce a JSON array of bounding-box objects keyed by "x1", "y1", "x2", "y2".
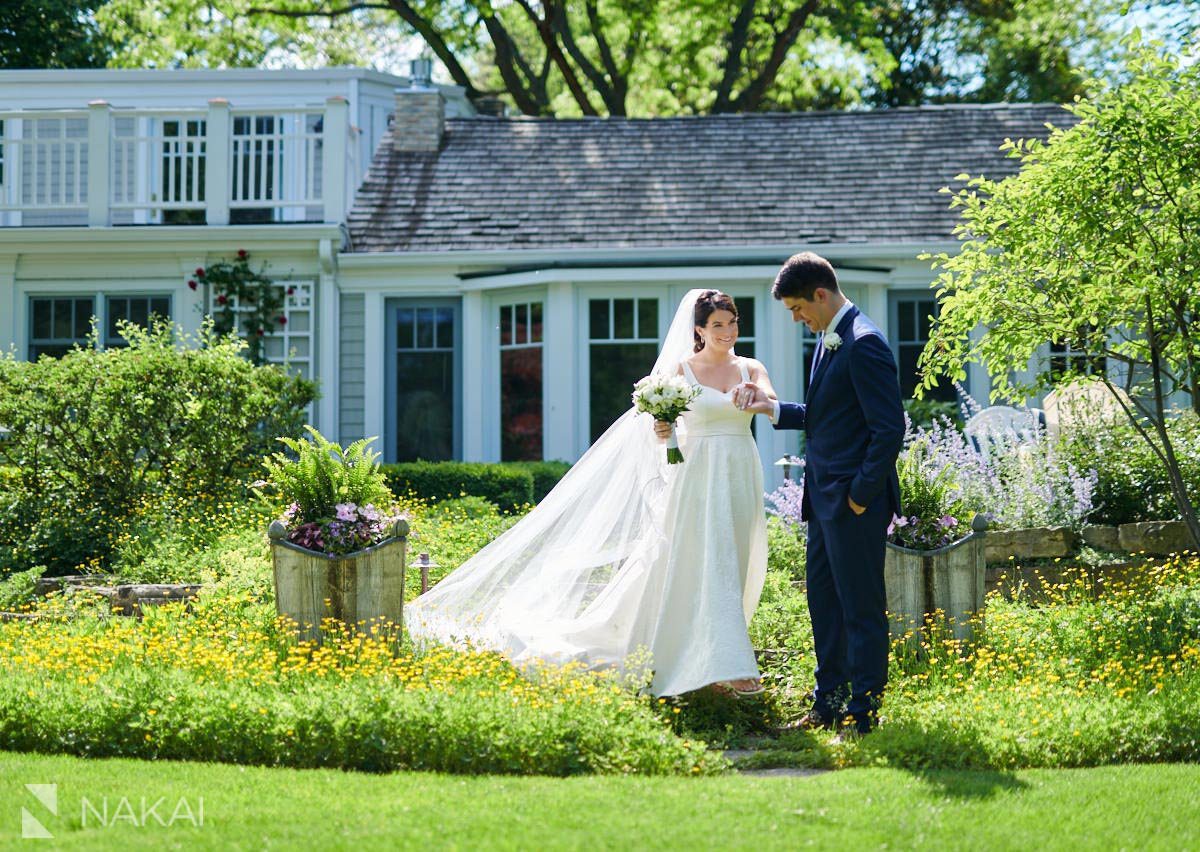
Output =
[
  {"x1": 848, "y1": 496, "x2": 866, "y2": 515},
  {"x1": 733, "y1": 382, "x2": 774, "y2": 415}
]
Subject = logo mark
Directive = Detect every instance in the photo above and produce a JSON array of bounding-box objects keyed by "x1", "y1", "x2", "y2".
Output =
[{"x1": 22, "y1": 784, "x2": 57, "y2": 839}]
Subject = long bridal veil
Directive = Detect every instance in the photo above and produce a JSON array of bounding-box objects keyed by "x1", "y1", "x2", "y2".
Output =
[{"x1": 405, "y1": 289, "x2": 711, "y2": 676}]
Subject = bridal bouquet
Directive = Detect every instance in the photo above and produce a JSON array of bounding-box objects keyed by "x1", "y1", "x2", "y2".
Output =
[{"x1": 632, "y1": 373, "x2": 701, "y2": 463}]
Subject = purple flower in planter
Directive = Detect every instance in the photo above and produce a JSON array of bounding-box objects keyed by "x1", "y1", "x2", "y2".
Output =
[
  {"x1": 939, "y1": 514, "x2": 958, "y2": 528},
  {"x1": 360, "y1": 504, "x2": 381, "y2": 522},
  {"x1": 335, "y1": 502, "x2": 357, "y2": 522},
  {"x1": 283, "y1": 502, "x2": 300, "y2": 521}
]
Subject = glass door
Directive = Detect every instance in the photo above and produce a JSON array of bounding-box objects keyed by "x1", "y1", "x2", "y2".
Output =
[{"x1": 386, "y1": 299, "x2": 460, "y2": 462}]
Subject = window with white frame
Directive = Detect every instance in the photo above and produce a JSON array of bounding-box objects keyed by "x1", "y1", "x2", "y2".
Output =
[
  {"x1": 588, "y1": 297, "x2": 659, "y2": 442},
  {"x1": 499, "y1": 301, "x2": 544, "y2": 461},
  {"x1": 890, "y1": 292, "x2": 957, "y2": 401},
  {"x1": 208, "y1": 281, "x2": 313, "y2": 379},
  {"x1": 28, "y1": 296, "x2": 94, "y2": 359},
  {"x1": 29, "y1": 293, "x2": 175, "y2": 360},
  {"x1": 105, "y1": 295, "x2": 172, "y2": 347}
]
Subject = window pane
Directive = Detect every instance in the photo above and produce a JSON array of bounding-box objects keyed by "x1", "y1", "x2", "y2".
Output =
[
  {"x1": 515, "y1": 303, "x2": 528, "y2": 345},
  {"x1": 395, "y1": 351, "x2": 454, "y2": 461},
  {"x1": 589, "y1": 299, "x2": 609, "y2": 340},
  {"x1": 530, "y1": 302, "x2": 543, "y2": 343},
  {"x1": 53, "y1": 299, "x2": 73, "y2": 339},
  {"x1": 613, "y1": 299, "x2": 634, "y2": 339},
  {"x1": 499, "y1": 305, "x2": 513, "y2": 346},
  {"x1": 107, "y1": 298, "x2": 126, "y2": 339},
  {"x1": 129, "y1": 297, "x2": 149, "y2": 329},
  {"x1": 589, "y1": 342, "x2": 658, "y2": 441},
  {"x1": 73, "y1": 298, "x2": 92, "y2": 338},
  {"x1": 736, "y1": 297, "x2": 755, "y2": 338},
  {"x1": 396, "y1": 308, "x2": 415, "y2": 350},
  {"x1": 637, "y1": 298, "x2": 657, "y2": 339},
  {"x1": 32, "y1": 299, "x2": 51, "y2": 340},
  {"x1": 150, "y1": 297, "x2": 170, "y2": 320},
  {"x1": 435, "y1": 307, "x2": 454, "y2": 349},
  {"x1": 919, "y1": 300, "x2": 934, "y2": 340},
  {"x1": 899, "y1": 344, "x2": 921, "y2": 398},
  {"x1": 502, "y1": 347, "x2": 543, "y2": 461},
  {"x1": 899, "y1": 302, "x2": 915, "y2": 342},
  {"x1": 416, "y1": 308, "x2": 435, "y2": 349}
]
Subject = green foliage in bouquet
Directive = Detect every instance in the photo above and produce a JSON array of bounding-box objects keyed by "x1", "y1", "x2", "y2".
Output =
[{"x1": 262, "y1": 427, "x2": 392, "y2": 525}]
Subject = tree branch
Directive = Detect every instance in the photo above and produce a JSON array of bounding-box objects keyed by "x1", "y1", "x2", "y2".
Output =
[
  {"x1": 727, "y1": 0, "x2": 821, "y2": 112},
  {"x1": 482, "y1": 14, "x2": 548, "y2": 115},
  {"x1": 713, "y1": 0, "x2": 756, "y2": 112},
  {"x1": 553, "y1": 2, "x2": 623, "y2": 114},
  {"x1": 513, "y1": 0, "x2": 600, "y2": 116}
]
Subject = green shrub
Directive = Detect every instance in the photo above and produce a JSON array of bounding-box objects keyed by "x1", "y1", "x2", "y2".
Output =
[
  {"x1": 382, "y1": 462, "x2": 533, "y2": 513},
  {"x1": 1058, "y1": 411, "x2": 1200, "y2": 525},
  {"x1": 427, "y1": 495, "x2": 500, "y2": 521},
  {"x1": 904, "y1": 398, "x2": 961, "y2": 429},
  {"x1": 0, "y1": 320, "x2": 315, "y2": 576},
  {"x1": 766, "y1": 515, "x2": 805, "y2": 580},
  {"x1": 0, "y1": 566, "x2": 42, "y2": 611},
  {"x1": 502, "y1": 461, "x2": 571, "y2": 502},
  {"x1": 262, "y1": 427, "x2": 393, "y2": 524},
  {"x1": 0, "y1": 599, "x2": 724, "y2": 777}
]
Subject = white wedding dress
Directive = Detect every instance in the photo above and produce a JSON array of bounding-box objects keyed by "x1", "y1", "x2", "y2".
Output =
[{"x1": 405, "y1": 291, "x2": 768, "y2": 696}]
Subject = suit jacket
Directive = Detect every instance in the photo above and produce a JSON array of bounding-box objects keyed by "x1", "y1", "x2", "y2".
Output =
[{"x1": 774, "y1": 306, "x2": 905, "y2": 522}]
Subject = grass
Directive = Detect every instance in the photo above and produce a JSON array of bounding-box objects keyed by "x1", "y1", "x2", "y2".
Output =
[{"x1": 1, "y1": 751, "x2": 1197, "y2": 850}]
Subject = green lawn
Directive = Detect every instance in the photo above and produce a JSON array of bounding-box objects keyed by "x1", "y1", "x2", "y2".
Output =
[{"x1": 2, "y1": 751, "x2": 1196, "y2": 850}]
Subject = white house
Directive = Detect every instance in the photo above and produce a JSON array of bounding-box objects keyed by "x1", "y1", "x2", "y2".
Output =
[{"x1": 0, "y1": 64, "x2": 1071, "y2": 483}]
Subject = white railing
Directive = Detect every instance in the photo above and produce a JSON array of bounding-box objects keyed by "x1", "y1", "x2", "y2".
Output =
[
  {"x1": 0, "y1": 96, "x2": 352, "y2": 227},
  {"x1": 0, "y1": 111, "x2": 90, "y2": 220}
]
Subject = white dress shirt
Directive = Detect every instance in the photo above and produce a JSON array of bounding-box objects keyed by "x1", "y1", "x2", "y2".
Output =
[{"x1": 769, "y1": 300, "x2": 855, "y2": 424}]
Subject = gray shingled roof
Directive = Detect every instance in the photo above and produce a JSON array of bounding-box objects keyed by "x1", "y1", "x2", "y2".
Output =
[{"x1": 346, "y1": 103, "x2": 1069, "y2": 253}]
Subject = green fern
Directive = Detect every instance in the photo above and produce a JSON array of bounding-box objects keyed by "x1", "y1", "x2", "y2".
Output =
[{"x1": 263, "y1": 426, "x2": 393, "y2": 522}]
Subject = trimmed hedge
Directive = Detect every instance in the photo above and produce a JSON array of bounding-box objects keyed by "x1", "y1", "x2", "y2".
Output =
[
  {"x1": 382, "y1": 462, "x2": 534, "y2": 512},
  {"x1": 502, "y1": 461, "x2": 571, "y2": 502},
  {"x1": 381, "y1": 461, "x2": 573, "y2": 511}
]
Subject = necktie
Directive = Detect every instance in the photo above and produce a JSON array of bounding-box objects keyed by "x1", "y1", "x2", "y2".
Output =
[{"x1": 809, "y1": 334, "x2": 825, "y2": 384}]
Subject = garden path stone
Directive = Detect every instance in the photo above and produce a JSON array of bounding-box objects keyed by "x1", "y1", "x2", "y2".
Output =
[{"x1": 722, "y1": 749, "x2": 829, "y2": 778}]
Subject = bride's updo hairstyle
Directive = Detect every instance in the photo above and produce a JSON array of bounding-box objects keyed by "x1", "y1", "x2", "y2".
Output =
[{"x1": 693, "y1": 290, "x2": 739, "y2": 352}]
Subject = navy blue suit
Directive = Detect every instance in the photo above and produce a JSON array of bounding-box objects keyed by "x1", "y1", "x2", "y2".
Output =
[{"x1": 774, "y1": 305, "x2": 905, "y2": 727}]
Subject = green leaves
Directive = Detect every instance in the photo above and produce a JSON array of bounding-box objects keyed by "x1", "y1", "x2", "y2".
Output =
[
  {"x1": 0, "y1": 319, "x2": 317, "y2": 574},
  {"x1": 262, "y1": 427, "x2": 393, "y2": 525}
]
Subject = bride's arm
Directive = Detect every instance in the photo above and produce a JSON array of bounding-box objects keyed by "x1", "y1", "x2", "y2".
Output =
[{"x1": 745, "y1": 358, "x2": 778, "y2": 400}]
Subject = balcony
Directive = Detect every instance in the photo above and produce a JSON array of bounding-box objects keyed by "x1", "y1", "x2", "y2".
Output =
[{"x1": 0, "y1": 96, "x2": 355, "y2": 228}]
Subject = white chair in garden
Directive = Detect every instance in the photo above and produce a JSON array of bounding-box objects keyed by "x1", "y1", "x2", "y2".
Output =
[{"x1": 964, "y1": 405, "x2": 1044, "y2": 459}]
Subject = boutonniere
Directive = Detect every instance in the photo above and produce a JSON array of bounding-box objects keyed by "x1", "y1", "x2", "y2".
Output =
[{"x1": 823, "y1": 331, "x2": 843, "y2": 351}]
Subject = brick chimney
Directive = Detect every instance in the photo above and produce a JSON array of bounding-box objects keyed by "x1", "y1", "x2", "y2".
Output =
[{"x1": 393, "y1": 57, "x2": 445, "y2": 153}]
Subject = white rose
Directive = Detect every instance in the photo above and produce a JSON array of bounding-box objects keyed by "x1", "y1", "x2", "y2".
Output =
[{"x1": 824, "y1": 331, "x2": 843, "y2": 351}]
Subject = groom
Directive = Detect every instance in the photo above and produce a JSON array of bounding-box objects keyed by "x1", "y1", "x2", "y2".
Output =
[{"x1": 737, "y1": 252, "x2": 905, "y2": 736}]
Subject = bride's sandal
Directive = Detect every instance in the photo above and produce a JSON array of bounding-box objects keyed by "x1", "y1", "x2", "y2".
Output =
[{"x1": 714, "y1": 679, "x2": 766, "y2": 698}]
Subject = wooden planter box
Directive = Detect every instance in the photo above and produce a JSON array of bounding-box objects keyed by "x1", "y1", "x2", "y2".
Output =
[
  {"x1": 268, "y1": 518, "x2": 410, "y2": 644},
  {"x1": 885, "y1": 515, "x2": 988, "y2": 643}
]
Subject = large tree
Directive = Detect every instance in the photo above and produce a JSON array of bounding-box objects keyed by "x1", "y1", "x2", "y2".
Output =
[
  {"x1": 0, "y1": 0, "x2": 111, "y2": 68},
  {"x1": 92, "y1": 0, "x2": 1138, "y2": 116},
  {"x1": 918, "y1": 39, "x2": 1200, "y2": 547}
]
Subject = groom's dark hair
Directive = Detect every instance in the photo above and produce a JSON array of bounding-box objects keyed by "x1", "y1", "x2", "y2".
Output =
[{"x1": 772, "y1": 252, "x2": 840, "y2": 301}]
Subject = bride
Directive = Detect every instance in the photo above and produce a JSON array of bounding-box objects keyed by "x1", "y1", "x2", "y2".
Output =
[{"x1": 406, "y1": 289, "x2": 778, "y2": 697}]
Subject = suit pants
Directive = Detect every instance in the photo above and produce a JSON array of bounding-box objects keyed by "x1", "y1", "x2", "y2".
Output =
[{"x1": 805, "y1": 497, "x2": 890, "y2": 722}]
